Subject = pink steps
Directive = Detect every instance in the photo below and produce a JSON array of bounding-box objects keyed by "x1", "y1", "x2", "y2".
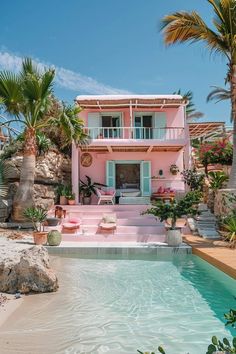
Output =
[{"x1": 48, "y1": 204, "x2": 188, "y2": 243}]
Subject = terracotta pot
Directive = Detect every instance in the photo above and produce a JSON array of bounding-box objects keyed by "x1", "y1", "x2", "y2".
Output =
[
  {"x1": 83, "y1": 196, "x2": 91, "y2": 205},
  {"x1": 68, "y1": 199, "x2": 76, "y2": 205},
  {"x1": 166, "y1": 228, "x2": 182, "y2": 246},
  {"x1": 59, "y1": 196, "x2": 67, "y2": 205},
  {"x1": 33, "y1": 232, "x2": 48, "y2": 245}
]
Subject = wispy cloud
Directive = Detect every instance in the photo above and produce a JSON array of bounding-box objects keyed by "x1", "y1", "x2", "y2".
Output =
[{"x1": 0, "y1": 51, "x2": 132, "y2": 95}]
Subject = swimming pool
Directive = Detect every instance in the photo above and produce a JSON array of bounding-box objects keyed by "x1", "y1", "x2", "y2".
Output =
[{"x1": 0, "y1": 254, "x2": 235, "y2": 354}]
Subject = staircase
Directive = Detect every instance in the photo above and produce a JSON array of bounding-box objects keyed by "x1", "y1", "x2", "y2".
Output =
[
  {"x1": 51, "y1": 204, "x2": 168, "y2": 243},
  {"x1": 195, "y1": 204, "x2": 220, "y2": 239}
]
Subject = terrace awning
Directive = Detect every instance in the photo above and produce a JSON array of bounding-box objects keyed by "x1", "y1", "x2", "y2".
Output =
[
  {"x1": 75, "y1": 94, "x2": 187, "y2": 109},
  {"x1": 188, "y1": 122, "x2": 226, "y2": 139}
]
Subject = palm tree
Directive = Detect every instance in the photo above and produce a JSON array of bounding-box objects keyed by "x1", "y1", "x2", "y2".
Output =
[
  {"x1": 174, "y1": 89, "x2": 204, "y2": 121},
  {"x1": 161, "y1": 0, "x2": 236, "y2": 188},
  {"x1": 45, "y1": 103, "x2": 89, "y2": 152},
  {"x1": 0, "y1": 58, "x2": 87, "y2": 221}
]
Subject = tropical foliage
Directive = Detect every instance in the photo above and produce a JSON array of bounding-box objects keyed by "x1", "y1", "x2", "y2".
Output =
[
  {"x1": 143, "y1": 192, "x2": 199, "y2": 229},
  {"x1": 0, "y1": 159, "x2": 11, "y2": 198},
  {"x1": 79, "y1": 176, "x2": 106, "y2": 198},
  {"x1": 23, "y1": 206, "x2": 48, "y2": 232},
  {"x1": 196, "y1": 139, "x2": 233, "y2": 174},
  {"x1": 181, "y1": 168, "x2": 205, "y2": 191},
  {"x1": 0, "y1": 58, "x2": 87, "y2": 220},
  {"x1": 161, "y1": 0, "x2": 236, "y2": 188},
  {"x1": 208, "y1": 171, "x2": 229, "y2": 190}
]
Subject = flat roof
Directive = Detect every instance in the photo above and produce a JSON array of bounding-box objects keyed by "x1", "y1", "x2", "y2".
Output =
[{"x1": 75, "y1": 94, "x2": 187, "y2": 108}]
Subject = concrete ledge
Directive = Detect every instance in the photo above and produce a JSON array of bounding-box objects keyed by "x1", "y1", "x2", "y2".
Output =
[{"x1": 46, "y1": 241, "x2": 192, "y2": 259}]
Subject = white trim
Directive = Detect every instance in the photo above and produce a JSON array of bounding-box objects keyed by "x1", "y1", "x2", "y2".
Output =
[{"x1": 76, "y1": 94, "x2": 183, "y2": 100}]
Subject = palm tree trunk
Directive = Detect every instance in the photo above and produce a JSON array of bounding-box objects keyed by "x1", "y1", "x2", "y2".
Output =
[
  {"x1": 12, "y1": 128, "x2": 37, "y2": 221},
  {"x1": 227, "y1": 64, "x2": 236, "y2": 188}
]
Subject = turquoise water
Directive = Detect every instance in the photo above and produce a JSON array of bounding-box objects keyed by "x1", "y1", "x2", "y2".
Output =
[{"x1": 0, "y1": 255, "x2": 236, "y2": 354}]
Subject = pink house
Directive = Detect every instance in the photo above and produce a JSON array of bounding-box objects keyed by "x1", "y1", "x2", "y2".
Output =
[{"x1": 72, "y1": 95, "x2": 190, "y2": 204}]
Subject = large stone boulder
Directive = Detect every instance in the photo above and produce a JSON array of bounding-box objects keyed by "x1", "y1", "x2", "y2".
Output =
[{"x1": 0, "y1": 245, "x2": 58, "y2": 294}]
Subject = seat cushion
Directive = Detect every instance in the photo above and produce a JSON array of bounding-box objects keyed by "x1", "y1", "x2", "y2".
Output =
[
  {"x1": 63, "y1": 222, "x2": 80, "y2": 229},
  {"x1": 69, "y1": 217, "x2": 81, "y2": 224}
]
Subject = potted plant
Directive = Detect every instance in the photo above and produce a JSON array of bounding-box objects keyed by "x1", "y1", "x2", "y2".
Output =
[
  {"x1": 23, "y1": 207, "x2": 48, "y2": 245},
  {"x1": 57, "y1": 184, "x2": 71, "y2": 205},
  {"x1": 79, "y1": 175, "x2": 106, "y2": 205},
  {"x1": 67, "y1": 192, "x2": 76, "y2": 205},
  {"x1": 143, "y1": 193, "x2": 198, "y2": 246},
  {"x1": 170, "y1": 164, "x2": 179, "y2": 175}
]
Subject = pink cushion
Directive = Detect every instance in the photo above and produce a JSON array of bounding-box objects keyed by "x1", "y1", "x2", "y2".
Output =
[
  {"x1": 99, "y1": 189, "x2": 106, "y2": 195},
  {"x1": 63, "y1": 222, "x2": 80, "y2": 229},
  {"x1": 106, "y1": 191, "x2": 114, "y2": 195},
  {"x1": 69, "y1": 217, "x2": 81, "y2": 224},
  {"x1": 157, "y1": 186, "x2": 164, "y2": 194}
]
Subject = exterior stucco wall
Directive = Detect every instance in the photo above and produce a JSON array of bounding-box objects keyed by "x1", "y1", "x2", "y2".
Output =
[{"x1": 79, "y1": 150, "x2": 184, "y2": 193}]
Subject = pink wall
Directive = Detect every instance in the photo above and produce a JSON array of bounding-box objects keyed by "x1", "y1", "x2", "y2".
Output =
[
  {"x1": 79, "y1": 106, "x2": 185, "y2": 128},
  {"x1": 79, "y1": 150, "x2": 185, "y2": 193}
]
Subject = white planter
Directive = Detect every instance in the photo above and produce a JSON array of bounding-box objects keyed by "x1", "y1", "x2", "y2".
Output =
[{"x1": 166, "y1": 229, "x2": 182, "y2": 246}]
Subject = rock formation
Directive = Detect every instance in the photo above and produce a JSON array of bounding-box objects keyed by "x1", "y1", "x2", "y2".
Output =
[
  {"x1": 0, "y1": 245, "x2": 58, "y2": 294},
  {"x1": 1, "y1": 150, "x2": 71, "y2": 221}
]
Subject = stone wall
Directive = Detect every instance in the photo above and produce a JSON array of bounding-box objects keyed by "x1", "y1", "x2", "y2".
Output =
[
  {"x1": 214, "y1": 188, "x2": 236, "y2": 216},
  {"x1": 1, "y1": 150, "x2": 71, "y2": 221}
]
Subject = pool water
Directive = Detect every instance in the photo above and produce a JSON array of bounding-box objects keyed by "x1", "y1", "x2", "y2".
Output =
[{"x1": 0, "y1": 255, "x2": 236, "y2": 354}]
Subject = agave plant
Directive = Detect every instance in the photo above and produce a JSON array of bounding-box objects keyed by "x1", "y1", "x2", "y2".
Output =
[
  {"x1": 23, "y1": 206, "x2": 48, "y2": 232},
  {"x1": 208, "y1": 171, "x2": 229, "y2": 191},
  {"x1": 222, "y1": 216, "x2": 236, "y2": 248}
]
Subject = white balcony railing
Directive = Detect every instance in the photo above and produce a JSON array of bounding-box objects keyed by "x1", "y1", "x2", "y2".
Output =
[{"x1": 85, "y1": 127, "x2": 185, "y2": 141}]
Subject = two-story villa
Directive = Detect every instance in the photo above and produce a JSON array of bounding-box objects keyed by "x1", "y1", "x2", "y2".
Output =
[{"x1": 72, "y1": 95, "x2": 189, "y2": 204}]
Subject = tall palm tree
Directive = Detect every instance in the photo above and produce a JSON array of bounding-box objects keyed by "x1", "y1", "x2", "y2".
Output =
[
  {"x1": 174, "y1": 89, "x2": 204, "y2": 121},
  {"x1": 161, "y1": 0, "x2": 236, "y2": 188},
  {"x1": 0, "y1": 58, "x2": 87, "y2": 221}
]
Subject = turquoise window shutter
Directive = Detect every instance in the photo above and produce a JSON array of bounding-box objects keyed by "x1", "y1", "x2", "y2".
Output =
[
  {"x1": 106, "y1": 161, "x2": 115, "y2": 188},
  {"x1": 153, "y1": 113, "x2": 166, "y2": 139},
  {"x1": 140, "y1": 161, "x2": 151, "y2": 196}
]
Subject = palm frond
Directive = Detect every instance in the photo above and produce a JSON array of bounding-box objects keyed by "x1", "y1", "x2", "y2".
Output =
[
  {"x1": 161, "y1": 11, "x2": 229, "y2": 57},
  {"x1": 0, "y1": 71, "x2": 24, "y2": 115},
  {"x1": 207, "y1": 85, "x2": 231, "y2": 102}
]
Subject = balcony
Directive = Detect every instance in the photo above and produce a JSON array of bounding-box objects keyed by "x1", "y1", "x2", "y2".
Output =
[{"x1": 86, "y1": 127, "x2": 185, "y2": 141}]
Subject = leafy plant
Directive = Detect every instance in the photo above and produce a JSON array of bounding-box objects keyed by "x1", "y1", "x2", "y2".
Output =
[
  {"x1": 181, "y1": 168, "x2": 205, "y2": 191},
  {"x1": 195, "y1": 140, "x2": 233, "y2": 175},
  {"x1": 206, "y1": 335, "x2": 236, "y2": 353},
  {"x1": 79, "y1": 175, "x2": 106, "y2": 198},
  {"x1": 0, "y1": 159, "x2": 11, "y2": 197},
  {"x1": 56, "y1": 184, "x2": 71, "y2": 197},
  {"x1": 143, "y1": 192, "x2": 198, "y2": 229},
  {"x1": 225, "y1": 308, "x2": 236, "y2": 328},
  {"x1": 221, "y1": 216, "x2": 236, "y2": 248},
  {"x1": 66, "y1": 192, "x2": 75, "y2": 201},
  {"x1": 23, "y1": 206, "x2": 48, "y2": 232},
  {"x1": 208, "y1": 171, "x2": 229, "y2": 191}
]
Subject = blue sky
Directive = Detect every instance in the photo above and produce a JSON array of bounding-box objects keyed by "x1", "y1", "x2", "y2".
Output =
[{"x1": 0, "y1": 0, "x2": 231, "y2": 123}]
